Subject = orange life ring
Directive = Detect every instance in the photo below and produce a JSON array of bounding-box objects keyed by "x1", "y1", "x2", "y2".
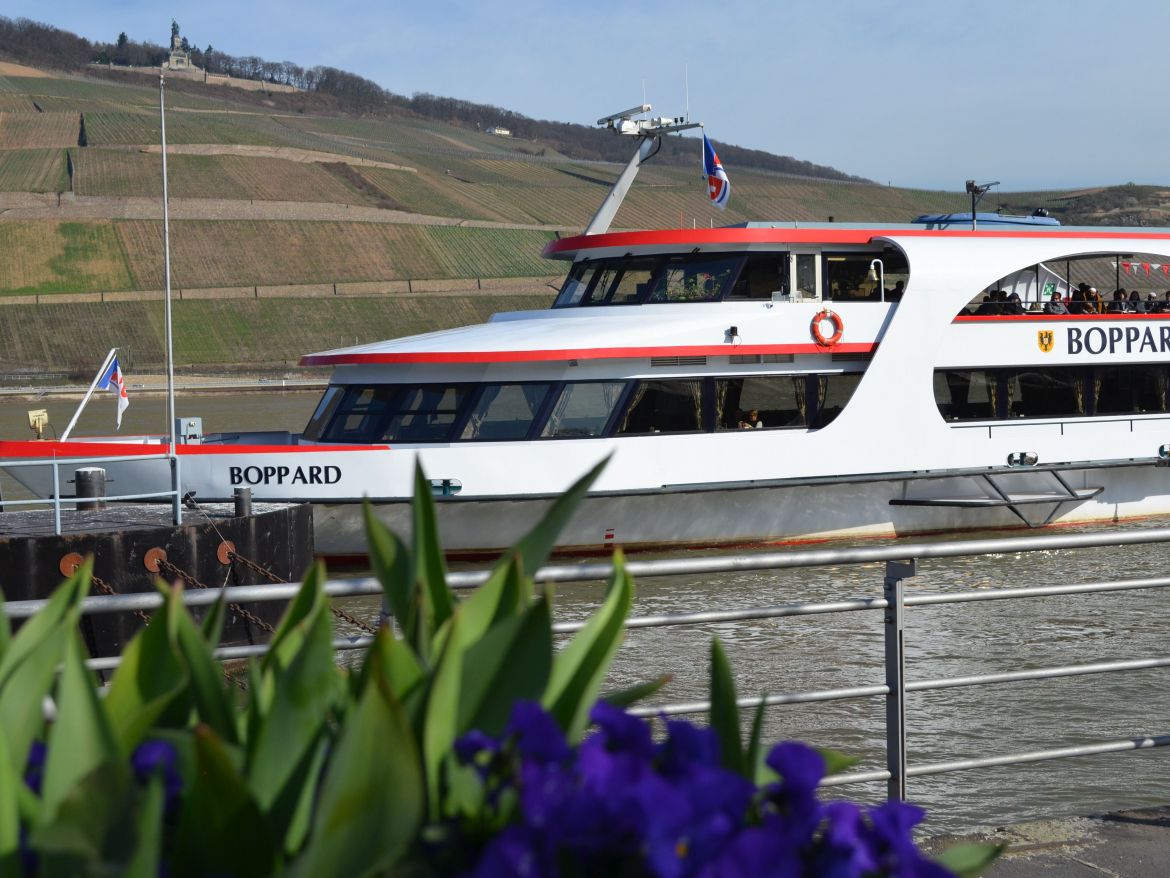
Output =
[{"x1": 811, "y1": 309, "x2": 844, "y2": 347}]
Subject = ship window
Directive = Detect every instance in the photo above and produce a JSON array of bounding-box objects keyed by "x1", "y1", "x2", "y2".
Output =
[
  {"x1": 319, "y1": 385, "x2": 402, "y2": 442},
  {"x1": 1006, "y1": 369, "x2": 1084, "y2": 418},
  {"x1": 583, "y1": 257, "x2": 659, "y2": 305},
  {"x1": 715, "y1": 376, "x2": 808, "y2": 430},
  {"x1": 616, "y1": 380, "x2": 704, "y2": 435},
  {"x1": 553, "y1": 262, "x2": 599, "y2": 307},
  {"x1": 1095, "y1": 365, "x2": 1169, "y2": 414},
  {"x1": 302, "y1": 385, "x2": 345, "y2": 440},
  {"x1": 541, "y1": 381, "x2": 626, "y2": 438},
  {"x1": 380, "y1": 385, "x2": 471, "y2": 442},
  {"x1": 461, "y1": 383, "x2": 554, "y2": 441},
  {"x1": 811, "y1": 373, "x2": 863, "y2": 428},
  {"x1": 727, "y1": 254, "x2": 788, "y2": 300},
  {"x1": 645, "y1": 255, "x2": 742, "y2": 303},
  {"x1": 935, "y1": 370, "x2": 997, "y2": 420}
]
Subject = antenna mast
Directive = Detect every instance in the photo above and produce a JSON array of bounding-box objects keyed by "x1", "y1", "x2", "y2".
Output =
[{"x1": 584, "y1": 104, "x2": 702, "y2": 236}]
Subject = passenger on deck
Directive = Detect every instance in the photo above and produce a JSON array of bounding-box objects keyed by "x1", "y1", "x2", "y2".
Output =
[
  {"x1": 887, "y1": 280, "x2": 906, "y2": 301},
  {"x1": 1003, "y1": 292, "x2": 1026, "y2": 315},
  {"x1": 974, "y1": 294, "x2": 998, "y2": 315},
  {"x1": 1045, "y1": 292, "x2": 1069, "y2": 315},
  {"x1": 1068, "y1": 290, "x2": 1090, "y2": 314},
  {"x1": 1084, "y1": 287, "x2": 1101, "y2": 313},
  {"x1": 1107, "y1": 289, "x2": 1131, "y2": 313},
  {"x1": 1129, "y1": 290, "x2": 1147, "y2": 313}
]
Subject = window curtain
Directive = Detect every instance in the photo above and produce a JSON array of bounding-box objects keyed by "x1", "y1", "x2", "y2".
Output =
[
  {"x1": 461, "y1": 385, "x2": 501, "y2": 440},
  {"x1": 793, "y1": 376, "x2": 808, "y2": 424},
  {"x1": 618, "y1": 382, "x2": 652, "y2": 433},
  {"x1": 686, "y1": 380, "x2": 703, "y2": 429}
]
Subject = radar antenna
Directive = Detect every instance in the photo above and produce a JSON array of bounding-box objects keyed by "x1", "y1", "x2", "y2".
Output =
[{"x1": 584, "y1": 104, "x2": 702, "y2": 235}]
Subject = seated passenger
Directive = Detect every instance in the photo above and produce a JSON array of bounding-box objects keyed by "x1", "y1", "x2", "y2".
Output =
[
  {"x1": 974, "y1": 294, "x2": 998, "y2": 315},
  {"x1": 1068, "y1": 290, "x2": 1090, "y2": 314},
  {"x1": 1003, "y1": 292, "x2": 1026, "y2": 315},
  {"x1": 1129, "y1": 290, "x2": 1147, "y2": 313},
  {"x1": 887, "y1": 280, "x2": 906, "y2": 301},
  {"x1": 1045, "y1": 292, "x2": 1069, "y2": 314},
  {"x1": 1085, "y1": 287, "x2": 1103, "y2": 313},
  {"x1": 1107, "y1": 289, "x2": 1132, "y2": 313},
  {"x1": 739, "y1": 409, "x2": 763, "y2": 429}
]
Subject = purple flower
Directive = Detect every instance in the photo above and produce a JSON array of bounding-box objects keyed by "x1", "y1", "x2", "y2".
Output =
[
  {"x1": 24, "y1": 740, "x2": 46, "y2": 794},
  {"x1": 865, "y1": 801, "x2": 953, "y2": 878},
  {"x1": 132, "y1": 739, "x2": 183, "y2": 811},
  {"x1": 468, "y1": 825, "x2": 546, "y2": 878},
  {"x1": 589, "y1": 700, "x2": 654, "y2": 760},
  {"x1": 810, "y1": 801, "x2": 879, "y2": 878},
  {"x1": 658, "y1": 718, "x2": 722, "y2": 775},
  {"x1": 455, "y1": 730, "x2": 500, "y2": 765},
  {"x1": 506, "y1": 701, "x2": 571, "y2": 765}
]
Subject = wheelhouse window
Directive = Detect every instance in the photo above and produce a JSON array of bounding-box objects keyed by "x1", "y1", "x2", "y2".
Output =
[
  {"x1": 715, "y1": 376, "x2": 808, "y2": 430},
  {"x1": 726, "y1": 254, "x2": 788, "y2": 300},
  {"x1": 617, "y1": 380, "x2": 704, "y2": 435},
  {"x1": 541, "y1": 381, "x2": 625, "y2": 438},
  {"x1": 826, "y1": 251, "x2": 910, "y2": 303},
  {"x1": 461, "y1": 383, "x2": 553, "y2": 441},
  {"x1": 307, "y1": 384, "x2": 471, "y2": 443},
  {"x1": 644, "y1": 255, "x2": 743, "y2": 303}
]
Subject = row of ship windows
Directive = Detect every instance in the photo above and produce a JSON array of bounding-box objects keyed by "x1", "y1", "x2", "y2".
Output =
[
  {"x1": 302, "y1": 374, "x2": 866, "y2": 444},
  {"x1": 936, "y1": 364, "x2": 1170, "y2": 420}
]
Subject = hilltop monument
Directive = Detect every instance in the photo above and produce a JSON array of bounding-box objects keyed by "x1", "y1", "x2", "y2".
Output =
[{"x1": 166, "y1": 20, "x2": 191, "y2": 70}]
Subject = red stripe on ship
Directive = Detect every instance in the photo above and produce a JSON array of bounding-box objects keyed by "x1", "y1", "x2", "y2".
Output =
[
  {"x1": 301, "y1": 342, "x2": 877, "y2": 367},
  {"x1": 0, "y1": 441, "x2": 385, "y2": 458}
]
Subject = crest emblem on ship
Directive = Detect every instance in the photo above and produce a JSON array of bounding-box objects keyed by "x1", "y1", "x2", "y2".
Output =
[{"x1": 1037, "y1": 330, "x2": 1055, "y2": 353}]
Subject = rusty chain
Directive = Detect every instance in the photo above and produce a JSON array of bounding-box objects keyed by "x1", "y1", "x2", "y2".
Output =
[
  {"x1": 90, "y1": 573, "x2": 152, "y2": 625},
  {"x1": 155, "y1": 558, "x2": 275, "y2": 635},
  {"x1": 227, "y1": 550, "x2": 378, "y2": 635}
]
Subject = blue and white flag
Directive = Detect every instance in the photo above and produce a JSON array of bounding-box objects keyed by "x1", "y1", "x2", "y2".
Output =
[
  {"x1": 702, "y1": 133, "x2": 730, "y2": 210},
  {"x1": 97, "y1": 355, "x2": 130, "y2": 429}
]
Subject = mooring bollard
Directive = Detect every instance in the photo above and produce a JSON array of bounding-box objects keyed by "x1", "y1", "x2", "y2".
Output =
[
  {"x1": 234, "y1": 486, "x2": 252, "y2": 518},
  {"x1": 75, "y1": 467, "x2": 108, "y2": 512}
]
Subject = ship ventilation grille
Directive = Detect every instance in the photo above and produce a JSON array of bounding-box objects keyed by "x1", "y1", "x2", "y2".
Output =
[
  {"x1": 831, "y1": 352, "x2": 872, "y2": 362},
  {"x1": 651, "y1": 356, "x2": 707, "y2": 367},
  {"x1": 731, "y1": 354, "x2": 794, "y2": 364}
]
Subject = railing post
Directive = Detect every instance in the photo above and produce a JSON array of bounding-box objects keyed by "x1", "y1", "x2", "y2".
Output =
[
  {"x1": 171, "y1": 454, "x2": 182, "y2": 526},
  {"x1": 51, "y1": 461, "x2": 62, "y2": 535},
  {"x1": 884, "y1": 558, "x2": 916, "y2": 801}
]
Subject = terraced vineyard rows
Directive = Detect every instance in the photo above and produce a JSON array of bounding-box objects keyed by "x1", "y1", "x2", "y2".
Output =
[
  {"x1": 83, "y1": 110, "x2": 307, "y2": 147},
  {"x1": 113, "y1": 219, "x2": 556, "y2": 289},
  {"x1": 0, "y1": 148, "x2": 68, "y2": 192},
  {"x1": 73, "y1": 148, "x2": 379, "y2": 204},
  {"x1": 0, "y1": 221, "x2": 133, "y2": 294},
  {"x1": 0, "y1": 111, "x2": 79, "y2": 148}
]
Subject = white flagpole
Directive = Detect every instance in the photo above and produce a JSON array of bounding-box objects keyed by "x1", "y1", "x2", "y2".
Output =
[
  {"x1": 160, "y1": 73, "x2": 181, "y2": 524},
  {"x1": 60, "y1": 347, "x2": 116, "y2": 441}
]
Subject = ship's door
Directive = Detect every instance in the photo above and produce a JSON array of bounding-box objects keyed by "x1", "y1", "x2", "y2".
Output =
[{"x1": 790, "y1": 251, "x2": 821, "y2": 302}]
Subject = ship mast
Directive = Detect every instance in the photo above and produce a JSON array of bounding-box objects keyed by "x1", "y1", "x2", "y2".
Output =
[{"x1": 584, "y1": 104, "x2": 702, "y2": 235}]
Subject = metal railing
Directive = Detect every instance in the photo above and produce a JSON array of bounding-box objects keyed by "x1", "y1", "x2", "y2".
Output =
[
  {"x1": 4, "y1": 525, "x2": 1170, "y2": 802},
  {"x1": 0, "y1": 452, "x2": 183, "y2": 532}
]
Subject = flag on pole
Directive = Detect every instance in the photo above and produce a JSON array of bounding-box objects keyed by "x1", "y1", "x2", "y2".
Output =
[
  {"x1": 97, "y1": 355, "x2": 130, "y2": 429},
  {"x1": 702, "y1": 133, "x2": 731, "y2": 210}
]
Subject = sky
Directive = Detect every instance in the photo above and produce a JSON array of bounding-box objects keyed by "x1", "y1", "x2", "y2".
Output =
[{"x1": 6, "y1": 0, "x2": 1170, "y2": 191}]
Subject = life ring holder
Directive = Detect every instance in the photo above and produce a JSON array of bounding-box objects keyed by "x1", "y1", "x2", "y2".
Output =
[{"x1": 811, "y1": 309, "x2": 844, "y2": 347}]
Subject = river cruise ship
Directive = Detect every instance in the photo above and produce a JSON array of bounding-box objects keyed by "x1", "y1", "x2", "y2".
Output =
[
  {"x1": 7, "y1": 216, "x2": 1170, "y2": 559},
  {"x1": 5, "y1": 110, "x2": 1170, "y2": 559}
]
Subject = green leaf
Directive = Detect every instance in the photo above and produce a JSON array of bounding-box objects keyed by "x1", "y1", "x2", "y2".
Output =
[
  {"x1": 0, "y1": 620, "x2": 69, "y2": 778},
  {"x1": 422, "y1": 611, "x2": 463, "y2": 819},
  {"x1": 0, "y1": 563, "x2": 88, "y2": 690},
  {"x1": 933, "y1": 842, "x2": 1006, "y2": 878},
  {"x1": 363, "y1": 623, "x2": 424, "y2": 704},
  {"x1": 278, "y1": 734, "x2": 330, "y2": 856},
  {"x1": 454, "y1": 553, "x2": 526, "y2": 649},
  {"x1": 289, "y1": 629, "x2": 424, "y2": 877},
  {"x1": 458, "y1": 596, "x2": 552, "y2": 736},
  {"x1": 816, "y1": 746, "x2": 861, "y2": 777},
  {"x1": 543, "y1": 553, "x2": 633, "y2": 740},
  {"x1": 746, "y1": 700, "x2": 769, "y2": 786},
  {"x1": 709, "y1": 638, "x2": 744, "y2": 775},
  {"x1": 0, "y1": 725, "x2": 19, "y2": 873},
  {"x1": 40, "y1": 633, "x2": 120, "y2": 821},
  {"x1": 412, "y1": 461, "x2": 455, "y2": 639},
  {"x1": 601, "y1": 674, "x2": 672, "y2": 709},
  {"x1": 122, "y1": 776, "x2": 165, "y2": 878},
  {"x1": 200, "y1": 592, "x2": 227, "y2": 646},
  {"x1": 508, "y1": 456, "x2": 608, "y2": 577},
  {"x1": 28, "y1": 760, "x2": 133, "y2": 875},
  {"x1": 262, "y1": 561, "x2": 328, "y2": 675},
  {"x1": 168, "y1": 586, "x2": 237, "y2": 744},
  {"x1": 363, "y1": 499, "x2": 415, "y2": 645},
  {"x1": 247, "y1": 567, "x2": 341, "y2": 814},
  {"x1": 173, "y1": 726, "x2": 277, "y2": 878},
  {"x1": 104, "y1": 590, "x2": 188, "y2": 754}
]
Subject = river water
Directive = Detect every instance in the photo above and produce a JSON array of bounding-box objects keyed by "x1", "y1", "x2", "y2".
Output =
[{"x1": 3, "y1": 389, "x2": 1170, "y2": 835}]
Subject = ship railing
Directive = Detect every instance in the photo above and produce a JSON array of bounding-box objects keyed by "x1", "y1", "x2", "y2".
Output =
[
  {"x1": 0, "y1": 451, "x2": 183, "y2": 534},
  {"x1": 5, "y1": 525, "x2": 1170, "y2": 802}
]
